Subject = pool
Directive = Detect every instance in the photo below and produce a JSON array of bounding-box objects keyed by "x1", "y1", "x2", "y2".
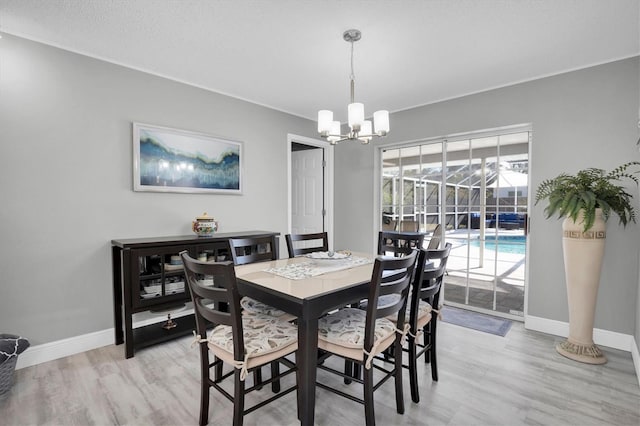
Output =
[{"x1": 471, "y1": 235, "x2": 526, "y2": 255}]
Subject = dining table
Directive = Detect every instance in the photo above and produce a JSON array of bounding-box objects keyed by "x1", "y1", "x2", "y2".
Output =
[{"x1": 234, "y1": 251, "x2": 376, "y2": 426}]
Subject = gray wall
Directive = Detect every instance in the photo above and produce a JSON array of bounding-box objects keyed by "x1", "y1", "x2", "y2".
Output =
[
  {"x1": 335, "y1": 58, "x2": 640, "y2": 341},
  {"x1": 0, "y1": 35, "x2": 316, "y2": 344},
  {"x1": 1, "y1": 33, "x2": 638, "y2": 356}
]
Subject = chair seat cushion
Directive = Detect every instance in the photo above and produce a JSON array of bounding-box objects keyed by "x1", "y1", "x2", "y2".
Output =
[
  {"x1": 415, "y1": 299, "x2": 433, "y2": 317},
  {"x1": 318, "y1": 308, "x2": 395, "y2": 349},
  {"x1": 208, "y1": 313, "x2": 298, "y2": 357},
  {"x1": 395, "y1": 299, "x2": 432, "y2": 325},
  {"x1": 362, "y1": 295, "x2": 432, "y2": 328},
  {"x1": 240, "y1": 296, "x2": 296, "y2": 321}
]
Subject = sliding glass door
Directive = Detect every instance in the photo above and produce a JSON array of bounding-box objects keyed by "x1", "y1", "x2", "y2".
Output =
[{"x1": 380, "y1": 127, "x2": 530, "y2": 319}]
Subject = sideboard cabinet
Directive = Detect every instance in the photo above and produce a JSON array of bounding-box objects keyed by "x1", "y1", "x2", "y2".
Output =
[{"x1": 112, "y1": 231, "x2": 280, "y2": 358}]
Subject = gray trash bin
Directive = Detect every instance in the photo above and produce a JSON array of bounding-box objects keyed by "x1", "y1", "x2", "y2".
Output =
[{"x1": 0, "y1": 334, "x2": 30, "y2": 399}]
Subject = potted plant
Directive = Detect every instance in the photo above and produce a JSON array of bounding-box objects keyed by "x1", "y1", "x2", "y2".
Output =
[{"x1": 535, "y1": 161, "x2": 640, "y2": 364}]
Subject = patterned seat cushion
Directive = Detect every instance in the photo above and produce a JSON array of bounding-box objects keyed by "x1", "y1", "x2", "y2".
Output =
[
  {"x1": 207, "y1": 313, "x2": 297, "y2": 357},
  {"x1": 397, "y1": 299, "x2": 432, "y2": 324},
  {"x1": 318, "y1": 308, "x2": 395, "y2": 349},
  {"x1": 361, "y1": 294, "x2": 432, "y2": 327},
  {"x1": 416, "y1": 299, "x2": 432, "y2": 315},
  {"x1": 240, "y1": 296, "x2": 287, "y2": 318}
]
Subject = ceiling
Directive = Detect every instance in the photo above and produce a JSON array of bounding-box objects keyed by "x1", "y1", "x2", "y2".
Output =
[{"x1": 1, "y1": 0, "x2": 638, "y2": 122}]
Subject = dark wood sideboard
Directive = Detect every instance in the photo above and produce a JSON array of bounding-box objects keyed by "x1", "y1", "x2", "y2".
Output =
[{"x1": 111, "y1": 231, "x2": 280, "y2": 358}]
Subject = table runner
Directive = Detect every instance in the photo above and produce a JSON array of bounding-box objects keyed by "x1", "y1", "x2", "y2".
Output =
[{"x1": 266, "y1": 255, "x2": 373, "y2": 280}]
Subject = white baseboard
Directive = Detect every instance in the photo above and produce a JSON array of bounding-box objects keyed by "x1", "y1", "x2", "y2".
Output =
[
  {"x1": 525, "y1": 315, "x2": 640, "y2": 384},
  {"x1": 15, "y1": 307, "x2": 196, "y2": 370},
  {"x1": 524, "y1": 315, "x2": 634, "y2": 352},
  {"x1": 15, "y1": 329, "x2": 113, "y2": 370}
]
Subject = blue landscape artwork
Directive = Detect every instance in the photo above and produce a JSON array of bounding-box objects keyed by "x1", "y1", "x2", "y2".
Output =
[{"x1": 134, "y1": 124, "x2": 242, "y2": 194}]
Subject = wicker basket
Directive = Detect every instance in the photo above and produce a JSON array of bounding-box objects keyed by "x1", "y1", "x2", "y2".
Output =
[{"x1": 0, "y1": 356, "x2": 18, "y2": 399}]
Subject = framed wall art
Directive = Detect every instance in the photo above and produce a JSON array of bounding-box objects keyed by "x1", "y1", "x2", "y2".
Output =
[{"x1": 133, "y1": 123, "x2": 242, "y2": 194}]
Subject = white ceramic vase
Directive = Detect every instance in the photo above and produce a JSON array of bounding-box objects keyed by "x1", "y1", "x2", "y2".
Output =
[{"x1": 557, "y1": 208, "x2": 607, "y2": 364}]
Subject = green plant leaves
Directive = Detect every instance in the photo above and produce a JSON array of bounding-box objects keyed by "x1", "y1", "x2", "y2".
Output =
[{"x1": 535, "y1": 161, "x2": 640, "y2": 232}]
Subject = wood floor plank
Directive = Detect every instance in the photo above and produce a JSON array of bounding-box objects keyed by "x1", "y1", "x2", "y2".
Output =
[{"x1": 0, "y1": 322, "x2": 638, "y2": 425}]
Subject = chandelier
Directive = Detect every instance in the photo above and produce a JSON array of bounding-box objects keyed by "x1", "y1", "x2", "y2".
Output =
[{"x1": 317, "y1": 29, "x2": 389, "y2": 145}]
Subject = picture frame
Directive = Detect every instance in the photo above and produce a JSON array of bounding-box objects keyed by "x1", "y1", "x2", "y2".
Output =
[{"x1": 132, "y1": 123, "x2": 243, "y2": 194}]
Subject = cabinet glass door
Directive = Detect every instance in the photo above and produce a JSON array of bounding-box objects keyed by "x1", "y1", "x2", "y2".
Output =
[{"x1": 134, "y1": 246, "x2": 188, "y2": 308}]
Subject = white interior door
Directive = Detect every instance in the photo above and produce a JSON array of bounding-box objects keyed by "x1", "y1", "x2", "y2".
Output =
[{"x1": 291, "y1": 147, "x2": 324, "y2": 234}]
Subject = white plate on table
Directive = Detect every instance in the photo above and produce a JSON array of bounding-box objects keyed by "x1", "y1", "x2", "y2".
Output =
[{"x1": 306, "y1": 251, "x2": 352, "y2": 263}]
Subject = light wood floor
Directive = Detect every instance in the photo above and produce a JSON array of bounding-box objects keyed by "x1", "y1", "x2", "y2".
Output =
[{"x1": 1, "y1": 321, "x2": 639, "y2": 425}]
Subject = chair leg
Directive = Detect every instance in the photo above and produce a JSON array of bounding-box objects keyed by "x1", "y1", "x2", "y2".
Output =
[
  {"x1": 254, "y1": 368, "x2": 263, "y2": 390},
  {"x1": 352, "y1": 363, "x2": 361, "y2": 381},
  {"x1": 424, "y1": 324, "x2": 431, "y2": 364},
  {"x1": 383, "y1": 346, "x2": 392, "y2": 362},
  {"x1": 271, "y1": 361, "x2": 281, "y2": 393},
  {"x1": 407, "y1": 335, "x2": 420, "y2": 403},
  {"x1": 200, "y1": 371, "x2": 210, "y2": 425},
  {"x1": 200, "y1": 348, "x2": 211, "y2": 425},
  {"x1": 344, "y1": 359, "x2": 353, "y2": 384},
  {"x1": 233, "y1": 370, "x2": 245, "y2": 426},
  {"x1": 295, "y1": 352, "x2": 302, "y2": 421},
  {"x1": 431, "y1": 321, "x2": 439, "y2": 381},
  {"x1": 363, "y1": 366, "x2": 376, "y2": 426},
  {"x1": 394, "y1": 339, "x2": 405, "y2": 414},
  {"x1": 215, "y1": 355, "x2": 223, "y2": 380}
]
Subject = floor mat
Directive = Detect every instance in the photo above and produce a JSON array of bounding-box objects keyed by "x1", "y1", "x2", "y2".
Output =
[{"x1": 441, "y1": 306, "x2": 512, "y2": 336}]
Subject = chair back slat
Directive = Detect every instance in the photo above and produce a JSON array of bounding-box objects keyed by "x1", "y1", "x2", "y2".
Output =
[
  {"x1": 363, "y1": 251, "x2": 417, "y2": 349},
  {"x1": 377, "y1": 231, "x2": 425, "y2": 257},
  {"x1": 181, "y1": 251, "x2": 246, "y2": 359},
  {"x1": 408, "y1": 243, "x2": 451, "y2": 328},
  {"x1": 285, "y1": 232, "x2": 328, "y2": 258},
  {"x1": 230, "y1": 235, "x2": 278, "y2": 265}
]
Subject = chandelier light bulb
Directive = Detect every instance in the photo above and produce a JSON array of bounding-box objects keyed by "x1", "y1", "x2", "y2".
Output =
[
  {"x1": 328, "y1": 121, "x2": 341, "y2": 143},
  {"x1": 318, "y1": 110, "x2": 333, "y2": 134},
  {"x1": 373, "y1": 110, "x2": 389, "y2": 135},
  {"x1": 348, "y1": 103, "x2": 365, "y2": 131}
]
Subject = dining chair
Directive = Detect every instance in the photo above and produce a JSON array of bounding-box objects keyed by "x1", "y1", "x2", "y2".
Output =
[
  {"x1": 229, "y1": 235, "x2": 279, "y2": 266},
  {"x1": 352, "y1": 243, "x2": 450, "y2": 398},
  {"x1": 229, "y1": 236, "x2": 296, "y2": 388},
  {"x1": 377, "y1": 231, "x2": 425, "y2": 257},
  {"x1": 315, "y1": 251, "x2": 418, "y2": 426},
  {"x1": 285, "y1": 232, "x2": 328, "y2": 258},
  {"x1": 180, "y1": 251, "x2": 298, "y2": 426},
  {"x1": 397, "y1": 243, "x2": 451, "y2": 403},
  {"x1": 229, "y1": 236, "x2": 296, "y2": 322},
  {"x1": 341, "y1": 230, "x2": 424, "y2": 381}
]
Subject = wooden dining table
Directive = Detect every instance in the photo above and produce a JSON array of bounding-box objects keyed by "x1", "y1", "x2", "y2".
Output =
[{"x1": 234, "y1": 252, "x2": 375, "y2": 426}]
